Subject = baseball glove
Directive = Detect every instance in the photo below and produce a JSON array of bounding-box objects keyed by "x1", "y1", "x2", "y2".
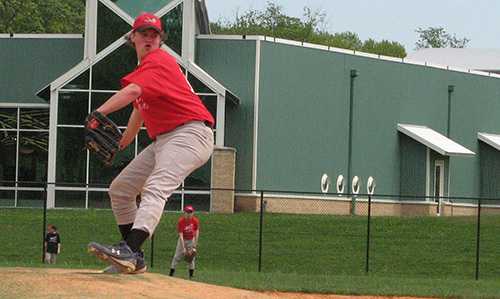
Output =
[
  {"x1": 84, "y1": 111, "x2": 122, "y2": 166},
  {"x1": 184, "y1": 248, "x2": 197, "y2": 263}
]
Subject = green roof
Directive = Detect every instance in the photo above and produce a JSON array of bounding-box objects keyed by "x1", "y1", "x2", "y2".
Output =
[
  {"x1": 113, "y1": 0, "x2": 174, "y2": 18},
  {"x1": 0, "y1": 36, "x2": 83, "y2": 104}
]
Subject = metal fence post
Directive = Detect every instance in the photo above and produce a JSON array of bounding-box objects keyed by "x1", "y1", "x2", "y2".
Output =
[
  {"x1": 365, "y1": 193, "x2": 372, "y2": 274},
  {"x1": 41, "y1": 183, "x2": 48, "y2": 263},
  {"x1": 475, "y1": 199, "x2": 481, "y2": 280},
  {"x1": 258, "y1": 190, "x2": 264, "y2": 272},
  {"x1": 351, "y1": 194, "x2": 357, "y2": 216},
  {"x1": 150, "y1": 233, "x2": 155, "y2": 268}
]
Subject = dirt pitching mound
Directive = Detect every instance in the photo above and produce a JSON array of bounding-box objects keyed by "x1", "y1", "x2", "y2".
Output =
[{"x1": 0, "y1": 267, "x2": 430, "y2": 299}]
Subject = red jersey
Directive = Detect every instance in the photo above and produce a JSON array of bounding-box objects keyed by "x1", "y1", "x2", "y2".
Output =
[
  {"x1": 177, "y1": 216, "x2": 199, "y2": 240},
  {"x1": 121, "y1": 48, "x2": 214, "y2": 140}
]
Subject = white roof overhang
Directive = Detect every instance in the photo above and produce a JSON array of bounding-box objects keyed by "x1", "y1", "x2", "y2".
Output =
[{"x1": 398, "y1": 124, "x2": 475, "y2": 156}]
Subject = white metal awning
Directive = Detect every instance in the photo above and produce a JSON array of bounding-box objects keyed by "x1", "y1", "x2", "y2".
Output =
[
  {"x1": 397, "y1": 124, "x2": 475, "y2": 156},
  {"x1": 478, "y1": 132, "x2": 500, "y2": 151}
]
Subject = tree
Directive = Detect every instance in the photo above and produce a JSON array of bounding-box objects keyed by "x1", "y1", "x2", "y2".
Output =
[
  {"x1": 213, "y1": 2, "x2": 317, "y2": 41},
  {"x1": 211, "y1": 1, "x2": 406, "y2": 58},
  {"x1": 0, "y1": 0, "x2": 85, "y2": 33},
  {"x1": 361, "y1": 39, "x2": 407, "y2": 58},
  {"x1": 415, "y1": 26, "x2": 470, "y2": 49}
]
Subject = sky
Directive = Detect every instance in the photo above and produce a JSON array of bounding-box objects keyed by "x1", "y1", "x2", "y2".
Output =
[{"x1": 205, "y1": 0, "x2": 500, "y2": 53}]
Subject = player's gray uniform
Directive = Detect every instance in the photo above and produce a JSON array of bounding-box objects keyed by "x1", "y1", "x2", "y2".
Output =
[
  {"x1": 107, "y1": 121, "x2": 213, "y2": 235},
  {"x1": 44, "y1": 253, "x2": 57, "y2": 264},
  {"x1": 170, "y1": 238, "x2": 196, "y2": 270}
]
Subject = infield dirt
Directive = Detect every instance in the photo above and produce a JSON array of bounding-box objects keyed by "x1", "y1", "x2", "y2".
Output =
[{"x1": 0, "y1": 267, "x2": 433, "y2": 299}]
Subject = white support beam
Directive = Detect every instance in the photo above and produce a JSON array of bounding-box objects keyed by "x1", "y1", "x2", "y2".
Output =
[
  {"x1": 84, "y1": 0, "x2": 98, "y2": 60},
  {"x1": 252, "y1": 39, "x2": 261, "y2": 191},
  {"x1": 215, "y1": 94, "x2": 225, "y2": 146},
  {"x1": 155, "y1": 0, "x2": 184, "y2": 17},
  {"x1": 186, "y1": 60, "x2": 225, "y2": 96},
  {"x1": 14, "y1": 109, "x2": 19, "y2": 207},
  {"x1": 161, "y1": 44, "x2": 185, "y2": 67},
  {"x1": 47, "y1": 88, "x2": 59, "y2": 208},
  {"x1": 51, "y1": 59, "x2": 91, "y2": 91},
  {"x1": 182, "y1": 0, "x2": 196, "y2": 62},
  {"x1": 100, "y1": 0, "x2": 134, "y2": 25},
  {"x1": 426, "y1": 148, "x2": 430, "y2": 200},
  {"x1": 93, "y1": 35, "x2": 128, "y2": 64},
  {"x1": 0, "y1": 103, "x2": 49, "y2": 108}
]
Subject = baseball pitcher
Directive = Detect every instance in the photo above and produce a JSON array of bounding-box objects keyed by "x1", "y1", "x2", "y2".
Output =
[{"x1": 87, "y1": 12, "x2": 214, "y2": 274}]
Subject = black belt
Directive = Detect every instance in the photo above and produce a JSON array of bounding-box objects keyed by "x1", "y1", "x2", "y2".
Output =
[{"x1": 203, "y1": 120, "x2": 214, "y2": 129}]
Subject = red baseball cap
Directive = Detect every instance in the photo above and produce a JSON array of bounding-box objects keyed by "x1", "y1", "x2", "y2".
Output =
[
  {"x1": 132, "y1": 12, "x2": 163, "y2": 33},
  {"x1": 184, "y1": 205, "x2": 195, "y2": 213}
]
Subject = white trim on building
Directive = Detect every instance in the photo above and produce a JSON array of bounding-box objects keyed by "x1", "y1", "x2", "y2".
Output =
[
  {"x1": 478, "y1": 132, "x2": 500, "y2": 151},
  {"x1": 252, "y1": 39, "x2": 261, "y2": 191},
  {"x1": 0, "y1": 34, "x2": 83, "y2": 39},
  {"x1": 100, "y1": 0, "x2": 135, "y2": 25},
  {"x1": 84, "y1": 0, "x2": 98, "y2": 60},
  {"x1": 397, "y1": 124, "x2": 475, "y2": 156},
  {"x1": 0, "y1": 103, "x2": 49, "y2": 108},
  {"x1": 47, "y1": 89, "x2": 59, "y2": 208},
  {"x1": 182, "y1": 0, "x2": 196, "y2": 62},
  {"x1": 197, "y1": 34, "x2": 500, "y2": 79}
]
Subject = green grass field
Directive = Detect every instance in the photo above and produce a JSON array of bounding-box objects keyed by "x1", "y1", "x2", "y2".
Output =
[{"x1": 1, "y1": 208, "x2": 500, "y2": 298}]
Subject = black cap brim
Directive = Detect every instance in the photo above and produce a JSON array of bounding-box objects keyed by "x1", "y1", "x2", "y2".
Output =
[{"x1": 135, "y1": 26, "x2": 163, "y2": 33}]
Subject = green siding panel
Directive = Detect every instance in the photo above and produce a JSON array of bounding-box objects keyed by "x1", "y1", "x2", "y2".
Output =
[
  {"x1": 399, "y1": 134, "x2": 426, "y2": 198},
  {"x1": 346, "y1": 57, "x2": 451, "y2": 196},
  {"x1": 0, "y1": 38, "x2": 83, "y2": 104},
  {"x1": 257, "y1": 42, "x2": 349, "y2": 193},
  {"x1": 256, "y1": 41, "x2": 500, "y2": 197},
  {"x1": 446, "y1": 74, "x2": 500, "y2": 198},
  {"x1": 479, "y1": 142, "x2": 500, "y2": 201},
  {"x1": 195, "y1": 39, "x2": 256, "y2": 189},
  {"x1": 113, "y1": 0, "x2": 173, "y2": 18}
]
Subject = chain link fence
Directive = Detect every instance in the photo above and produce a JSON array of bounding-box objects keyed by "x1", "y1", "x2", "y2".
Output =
[{"x1": 1, "y1": 181, "x2": 500, "y2": 280}]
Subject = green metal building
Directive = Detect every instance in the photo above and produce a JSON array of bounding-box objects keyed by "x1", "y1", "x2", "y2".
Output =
[
  {"x1": 196, "y1": 36, "x2": 500, "y2": 198},
  {"x1": 0, "y1": 34, "x2": 83, "y2": 207},
  {"x1": 2, "y1": 0, "x2": 500, "y2": 215}
]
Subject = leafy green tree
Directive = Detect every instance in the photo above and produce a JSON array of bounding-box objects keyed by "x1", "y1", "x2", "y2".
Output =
[
  {"x1": 361, "y1": 39, "x2": 407, "y2": 58},
  {"x1": 310, "y1": 31, "x2": 363, "y2": 50},
  {"x1": 211, "y1": 1, "x2": 406, "y2": 58},
  {"x1": 415, "y1": 26, "x2": 470, "y2": 49},
  {"x1": 0, "y1": 0, "x2": 85, "y2": 33}
]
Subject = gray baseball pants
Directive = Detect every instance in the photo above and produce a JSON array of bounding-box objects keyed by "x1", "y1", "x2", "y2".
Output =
[
  {"x1": 170, "y1": 238, "x2": 195, "y2": 270},
  {"x1": 44, "y1": 253, "x2": 57, "y2": 264},
  {"x1": 108, "y1": 121, "x2": 214, "y2": 235}
]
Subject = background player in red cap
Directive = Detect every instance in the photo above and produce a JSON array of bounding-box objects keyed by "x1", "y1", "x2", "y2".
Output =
[
  {"x1": 87, "y1": 12, "x2": 214, "y2": 274},
  {"x1": 169, "y1": 205, "x2": 199, "y2": 279}
]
